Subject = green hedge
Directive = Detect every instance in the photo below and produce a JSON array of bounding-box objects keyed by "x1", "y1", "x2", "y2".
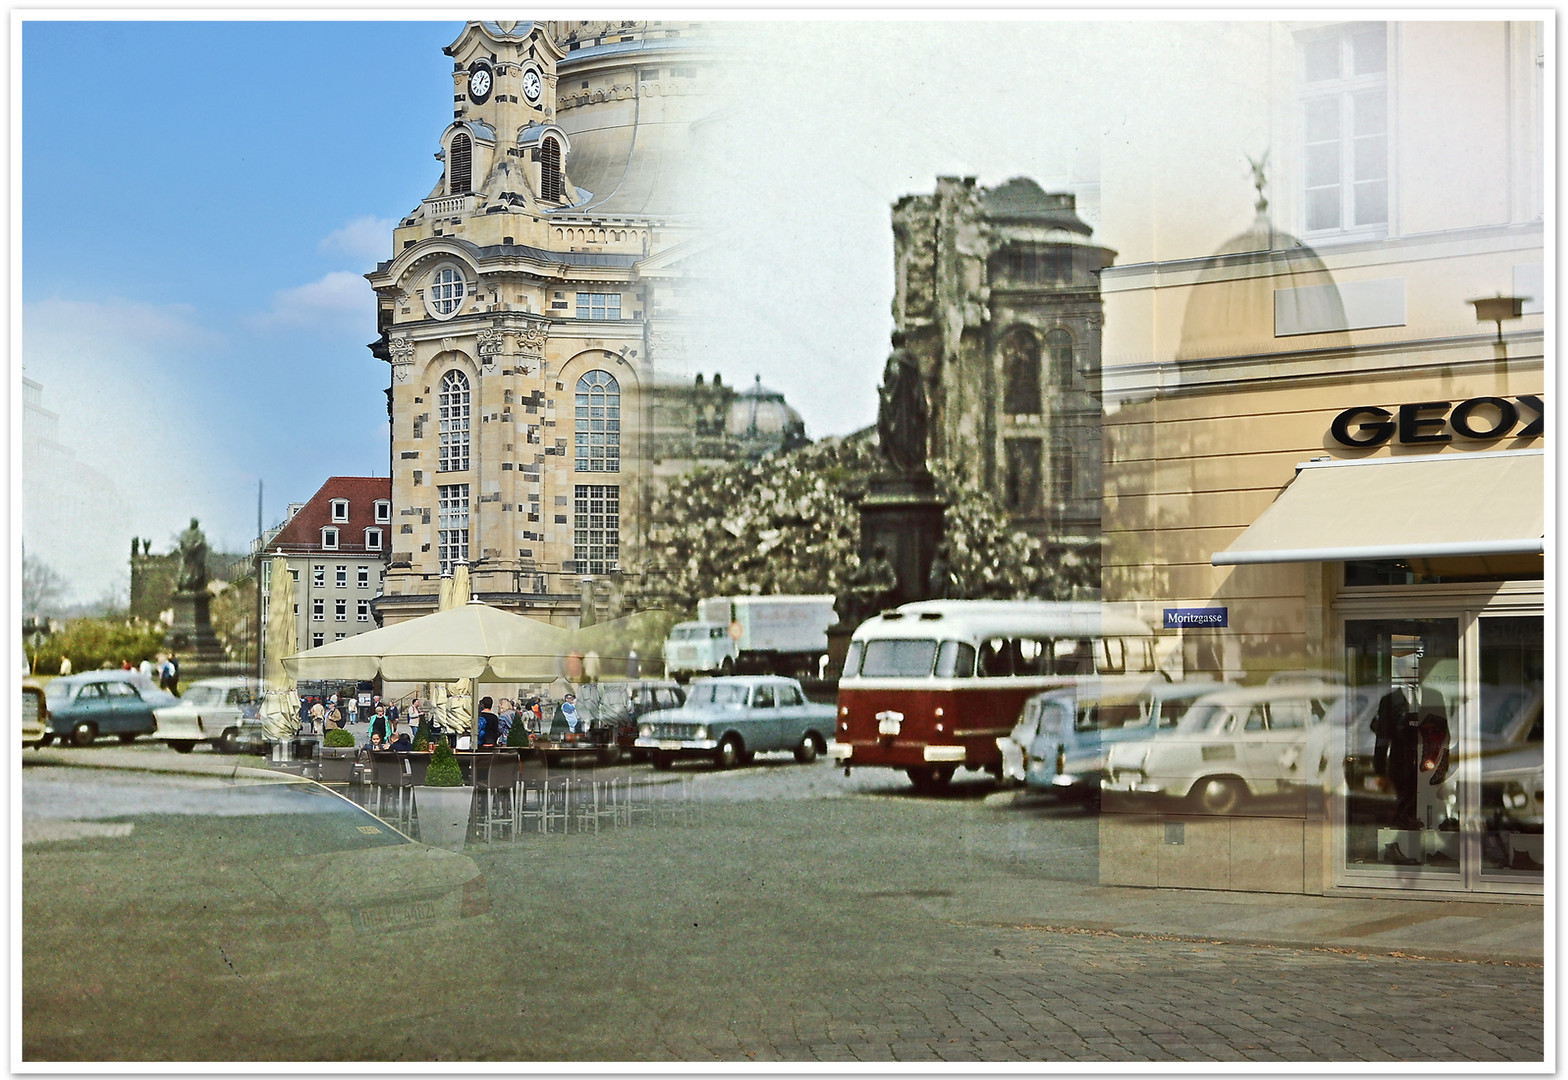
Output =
[
  {"x1": 323, "y1": 728, "x2": 356, "y2": 748},
  {"x1": 424, "y1": 741, "x2": 463, "y2": 786}
]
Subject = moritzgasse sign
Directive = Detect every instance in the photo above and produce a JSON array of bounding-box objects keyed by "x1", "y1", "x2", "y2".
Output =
[
  {"x1": 1330, "y1": 395, "x2": 1544, "y2": 448},
  {"x1": 1163, "y1": 607, "x2": 1228, "y2": 629}
]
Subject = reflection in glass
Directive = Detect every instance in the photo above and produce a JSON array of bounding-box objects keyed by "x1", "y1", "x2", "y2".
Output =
[{"x1": 1478, "y1": 616, "x2": 1544, "y2": 878}]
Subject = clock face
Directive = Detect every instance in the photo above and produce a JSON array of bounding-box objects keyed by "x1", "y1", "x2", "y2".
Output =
[
  {"x1": 522, "y1": 68, "x2": 542, "y2": 104},
  {"x1": 468, "y1": 65, "x2": 493, "y2": 103}
]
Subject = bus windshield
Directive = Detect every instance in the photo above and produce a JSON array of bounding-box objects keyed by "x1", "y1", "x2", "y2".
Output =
[{"x1": 860, "y1": 640, "x2": 938, "y2": 678}]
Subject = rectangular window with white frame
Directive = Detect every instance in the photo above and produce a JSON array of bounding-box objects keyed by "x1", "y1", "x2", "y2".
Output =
[
  {"x1": 438, "y1": 484, "x2": 470, "y2": 572},
  {"x1": 364, "y1": 527, "x2": 382, "y2": 551},
  {"x1": 575, "y1": 292, "x2": 621, "y2": 320},
  {"x1": 335, "y1": 566, "x2": 347, "y2": 588},
  {"x1": 374, "y1": 499, "x2": 391, "y2": 523},
  {"x1": 357, "y1": 600, "x2": 371, "y2": 622},
  {"x1": 330, "y1": 498, "x2": 349, "y2": 522},
  {"x1": 335, "y1": 600, "x2": 347, "y2": 622},
  {"x1": 312, "y1": 632, "x2": 324, "y2": 648},
  {"x1": 1300, "y1": 22, "x2": 1389, "y2": 238},
  {"x1": 357, "y1": 566, "x2": 370, "y2": 588},
  {"x1": 313, "y1": 565, "x2": 325, "y2": 588},
  {"x1": 573, "y1": 484, "x2": 620, "y2": 576},
  {"x1": 312, "y1": 598, "x2": 325, "y2": 622},
  {"x1": 321, "y1": 526, "x2": 339, "y2": 549}
]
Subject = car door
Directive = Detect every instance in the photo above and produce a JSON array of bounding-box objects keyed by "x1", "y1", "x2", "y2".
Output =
[
  {"x1": 746, "y1": 682, "x2": 780, "y2": 750},
  {"x1": 774, "y1": 681, "x2": 812, "y2": 750},
  {"x1": 102, "y1": 681, "x2": 154, "y2": 735}
]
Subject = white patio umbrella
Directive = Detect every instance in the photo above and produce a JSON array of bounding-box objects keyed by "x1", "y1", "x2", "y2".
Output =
[
  {"x1": 259, "y1": 555, "x2": 301, "y2": 740},
  {"x1": 427, "y1": 572, "x2": 456, "y2": 734},
  {"x1": 281, "y1": 600, "x2": 570, "y2": 683}
]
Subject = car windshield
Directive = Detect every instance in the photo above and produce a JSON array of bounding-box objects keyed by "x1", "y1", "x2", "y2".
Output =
[
  {"x1": 688, "y1": 683, "x2": 749, "y2": 707},
  {"x1": 860, "y1": 639, "x2": 938, "y2": 678},
  {"x1": 182, "y1": 685, "x2": 226, "y2": 707},
  {"x1": 1175, "y1": 703, "x2": 1228, "y2": 732}
]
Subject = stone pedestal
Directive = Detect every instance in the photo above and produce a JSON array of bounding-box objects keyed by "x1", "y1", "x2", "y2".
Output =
[
  {"x1": 858, "y1": 471, "x2": 946, "y2": 615},
  {"x1": 166, "y1": 588, "x2": 229, "y2": 680}
]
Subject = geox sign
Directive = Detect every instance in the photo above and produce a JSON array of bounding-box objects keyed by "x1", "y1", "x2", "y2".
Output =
[{"x1": 1329, "y1": 395, "x2": 1544, "y2": 448}]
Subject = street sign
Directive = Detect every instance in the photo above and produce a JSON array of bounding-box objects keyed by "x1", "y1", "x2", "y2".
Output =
[{"x1": 1163, "y1": 607, "x2": 1227, "y2": 629}]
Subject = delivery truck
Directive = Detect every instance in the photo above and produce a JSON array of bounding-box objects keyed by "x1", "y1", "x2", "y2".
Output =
[{"x1": 662, "y1": 595, "x2": 836, "y2": 681}]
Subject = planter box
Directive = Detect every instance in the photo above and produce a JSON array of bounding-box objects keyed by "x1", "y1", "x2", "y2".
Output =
[
  {"x1": 416, "y1": 785, "x2": 474, "y2": 851},
  {"x1": 318, "y1": 746, "x2": 356, "y2": 783}
]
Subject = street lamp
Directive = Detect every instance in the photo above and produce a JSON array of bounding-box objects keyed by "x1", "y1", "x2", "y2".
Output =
[{"x1": 1468, "y1": 294, "x2": 1527, "y2": 343}]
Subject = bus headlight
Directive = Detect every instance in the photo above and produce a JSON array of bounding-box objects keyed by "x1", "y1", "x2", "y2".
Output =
[{"x1": 639, "y1": 723, "x2": 654, "y2": 738}]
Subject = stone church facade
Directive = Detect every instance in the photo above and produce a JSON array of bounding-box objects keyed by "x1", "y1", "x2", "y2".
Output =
[
  {"x1": 368, "y1": 20, "x2": 714, "y2": 626},
  {"x1": 890, "y1": 177, "x2": 1114, "y2": 559}
]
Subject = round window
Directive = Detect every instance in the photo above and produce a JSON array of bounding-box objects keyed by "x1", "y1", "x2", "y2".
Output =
[{"x1": 427, "y1": 266, "x2": 466, "y2": 318}]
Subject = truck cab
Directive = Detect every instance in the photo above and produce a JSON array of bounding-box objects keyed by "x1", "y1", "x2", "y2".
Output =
[{"x1": 662, "y1": 621, "x2": 736, "y2": 681}]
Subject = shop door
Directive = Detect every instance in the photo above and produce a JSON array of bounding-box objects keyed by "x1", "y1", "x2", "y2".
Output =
[
  {"x1": 1341, "y1": 617, "x2": 1465, "y2": 884},
  {"x1": 1339, "y1": 613, "x2": 1544, "y2": 892}
]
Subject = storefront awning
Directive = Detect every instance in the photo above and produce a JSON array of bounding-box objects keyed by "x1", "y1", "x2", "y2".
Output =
[{"x1": 1212, "y1": 450, "x2": 1545, "y2": 566}]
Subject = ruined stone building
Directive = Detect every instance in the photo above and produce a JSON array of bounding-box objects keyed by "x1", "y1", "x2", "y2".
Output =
[{"x1": 890, "y1": 177, "x2": 1114, "y2": 559}]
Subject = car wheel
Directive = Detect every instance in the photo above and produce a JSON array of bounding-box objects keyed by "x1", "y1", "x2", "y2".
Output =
[
  {"x1": 906, "y1": 765, "x2": 955, "y2": 792},
  {"x1": 651, "y1": 751, "x2": 674, "y2": 771},
  {"x1": 36, "y1": 735, "x2": 53, "y2": 748},
  {"x1": 219, "y1": 729, "x2": 240, "y2": 754},
  {"x1": 70, "y1": 722, "x2": 97, "y2": 747},
  {"x1": 169, "y1": 740, "x2": 196, "y2": 754},
  {"x1": 714, "y1": 735, "x2": 743, "y2": 770},
  {"x1": 119, "y1": 732, "x2": 139, "y2": 744},
  {"x1": 1191, "y1": 776, "x2": 1245, "y2": 815},
  {"x1": 793, "y1": 735, "x2": 819, "y2": 763}
]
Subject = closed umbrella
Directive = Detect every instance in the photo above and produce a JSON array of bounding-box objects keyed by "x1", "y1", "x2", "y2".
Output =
[
  {"x1": 260, "y1": 555, "x2": 301, "y2": 740},
  {"x1": 446, "y1": 564, "x2": 473, "y2": 743}
]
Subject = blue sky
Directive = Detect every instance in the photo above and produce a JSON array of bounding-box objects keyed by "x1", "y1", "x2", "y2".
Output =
[{"x1": 21, "y1": 20, "x2": 464, "y2": 597}]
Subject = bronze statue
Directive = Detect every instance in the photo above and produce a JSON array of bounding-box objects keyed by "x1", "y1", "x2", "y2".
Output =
[
  {"x1": 177, "y1": 518, "x2": 209, "y2": 592},
  {"x1": 876, "y1": 333, "x2": 928, "y2": 474}
]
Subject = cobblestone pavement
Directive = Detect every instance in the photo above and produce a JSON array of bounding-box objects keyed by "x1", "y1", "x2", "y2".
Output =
[{"x1": 463, "y1": 772, "x2": 1544, "y2": 1063}]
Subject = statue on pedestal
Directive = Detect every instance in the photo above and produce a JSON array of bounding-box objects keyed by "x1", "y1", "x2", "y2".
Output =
[
  {"x1": 177, "y1": 518, "x2": 209, "y2": 593},
  {"x1": 876, "y1": 332, "x2": 928, "y2": 475}
]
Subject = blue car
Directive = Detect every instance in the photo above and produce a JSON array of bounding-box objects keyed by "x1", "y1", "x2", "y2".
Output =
[{"x1": 42, "y1": 671, "x2": 173, "y2": 746}]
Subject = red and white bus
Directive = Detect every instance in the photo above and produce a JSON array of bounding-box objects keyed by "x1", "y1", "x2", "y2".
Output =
[{"x1": 831, "y1": 600, "x2": 1164, "y2": 790}]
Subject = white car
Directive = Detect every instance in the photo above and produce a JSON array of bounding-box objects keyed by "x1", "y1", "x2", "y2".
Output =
[
  {"x1": 153, "y1": 677, "x2": 263, "y2": 754},
  {"x1": 1104, "y1": 681, "x2": 1369, "y2": 815}
]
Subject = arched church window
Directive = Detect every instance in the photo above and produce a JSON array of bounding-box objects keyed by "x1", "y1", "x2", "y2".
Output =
[
  {"x1": 1001, "y1": 328, "x2": 1041, "y2": 415},
  {"x1": 439, "y1": 369, "x2": 471, "y2": 472},
  {"x1": 1046, "y1": 328, "x2": 1074, "y2": 387},
  {"x1": 575, "y1": 370, "x2": 620, "y2": 472},
  {"x1": 540, "y1": 137, "x2": 564, "y2": 202},
  {"x1": 450, "y1": 133, "x2": 472, "y2": 195}
]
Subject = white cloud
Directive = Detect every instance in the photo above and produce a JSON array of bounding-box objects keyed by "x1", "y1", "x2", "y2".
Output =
[
  {"x1": 246, "y1": 271, "x2": 375, "y2": 334},
  {"x1": 318, "y1": 215, "x2": 396, "y2": 267}
]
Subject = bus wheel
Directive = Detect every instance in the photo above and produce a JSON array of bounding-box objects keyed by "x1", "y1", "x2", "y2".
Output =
[{"x1": 906, "y1": 765, "x2": 955, "y2": 793}]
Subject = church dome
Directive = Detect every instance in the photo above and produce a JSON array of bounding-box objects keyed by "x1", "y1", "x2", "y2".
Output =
[
  {"x1": 1175, "y1": 209, "x2": 1350, "y2": 362},
  {"x1": 725, "y1": 376, "x2": 807, "y2": 456}
]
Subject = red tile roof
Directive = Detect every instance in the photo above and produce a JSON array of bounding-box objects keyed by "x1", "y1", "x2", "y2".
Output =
[{"x1": 265, "y1": 477, "x2": 391, "y2": 556}]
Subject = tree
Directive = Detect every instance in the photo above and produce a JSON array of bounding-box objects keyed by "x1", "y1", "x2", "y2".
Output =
[
  {"x1": 29, "y1": 617, "x2": 167, "y2": 675},
  {"x1": 645, "y1": 434, "x2": 1098, "y2": 617},
  {"x1": 22, "y1": 556, "x2": 66, "y2": 619}
]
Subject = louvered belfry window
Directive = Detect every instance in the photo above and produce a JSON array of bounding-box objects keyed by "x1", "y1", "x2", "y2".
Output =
[
  {"x1": 540, "y1": 137, "x2": 563, "y2": 201},
  {"x1": 450, "y1": 133, "x2": 472, "y2": 195}
]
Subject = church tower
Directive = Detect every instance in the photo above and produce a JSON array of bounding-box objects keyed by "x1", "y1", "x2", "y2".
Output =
[{"x1": 368, "y1": 20, "x2": 710, "y2": 625}]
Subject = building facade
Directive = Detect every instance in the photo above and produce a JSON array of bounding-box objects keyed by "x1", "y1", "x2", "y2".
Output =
[
  {"x1": 1095, "y1": 20, "x2": 1544, "y2": 900},
  {"x1": 890, "y1": 177, "x2": 1114, "y2": 559},
  {"x1": 368, "y1": 20, "x2": 714, "y2": 627},
  {"x1": 260, "y1": 477, "x2": 392, "y2": 664}
]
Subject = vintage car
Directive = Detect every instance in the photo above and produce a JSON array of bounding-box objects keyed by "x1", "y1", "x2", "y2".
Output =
[
  {"x1": 634, "y1": 675, "x2": 834, "y2": 770},
  {"x1": 21, "y1": 680, "x2": 48, "y2": 748},
  {"x1": 1104, "y1": 681, "x2": 1370, "y2": 815},
  {"x1": 533, "y1": 679, "x2": 688, "y2": 764},
  {"x1": 1008, "y1": 677, "x2": 1227, "y2": 800},
  {"x1": 42, "y1": 671, "x2": 170, "y2": 746},
  {"x1": 153, "y1": 676, "x2": 265, "y2": 754}
]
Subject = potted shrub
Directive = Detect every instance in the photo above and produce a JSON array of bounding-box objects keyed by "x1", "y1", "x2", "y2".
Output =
[
  {"x1": 317, "y1": 726, "x2": 357, "y2": 783},
  {"x1": 406, "y1": 719, "x2": 434, "y2": 785},
  {"x1": 416, "y1": 741, "x2": 473, "y2": 851}
]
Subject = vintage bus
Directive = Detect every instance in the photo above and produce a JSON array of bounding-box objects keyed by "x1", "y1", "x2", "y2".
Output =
[{"x1": 831, "y1": 600, "x2": 1165, "y2": 790}]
